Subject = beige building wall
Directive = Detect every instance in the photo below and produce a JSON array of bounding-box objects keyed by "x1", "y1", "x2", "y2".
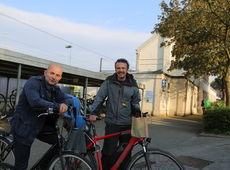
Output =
[
  {"x1": 134, "y1": 73, "x2": 162, "y2": 116},
  {"x1": 134, "y1": 34, "x2": 216, "y2": 116},
  {"x1": 136, "y1": 35, "x2": 183, "y2": 76},
  {"x1": 134, "y1": 72, "x2": 199, "y2": 116}
]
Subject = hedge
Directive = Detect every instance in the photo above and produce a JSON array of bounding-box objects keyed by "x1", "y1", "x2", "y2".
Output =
[{"x1": 203, "y1": 101, "x2": 230, "y2": 135}]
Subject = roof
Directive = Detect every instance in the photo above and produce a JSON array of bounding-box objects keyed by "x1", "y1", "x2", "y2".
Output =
[
  {"x1": 210, "y1": 81, "x2": 220, "y2": 89},
  {"x1": 0, "y1": 48, "x2": 106, "y2": 87},
  {"x1": 136, "y1": 34, "x2": 159, "y2": 51}
]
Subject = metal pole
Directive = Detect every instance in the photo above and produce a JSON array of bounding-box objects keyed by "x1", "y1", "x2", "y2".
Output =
[
  {"x1": 5, "y1": 32, "x2": 8, "y2": 49},
  {"x1": 15, "y1": 64, "x2": 22, "y2": 106},
  {"x1": 5, "y1": 78, "x2": 10, "y2": 114},
  {"x1": 141, "y1": 89, "x2": 144, "y2": 112},
  {"x1": 65, "y1": 45, "x2": 72, "y2": 65},
  {"x1": 99, "y1": 58, "x2": 102, "y2": 72},
  {"x1": 69, "y1": 47, "x2": 72, "y2": 65},
  {"x1": 84, "y1": 78, "x2": 88, "y2": 117}
]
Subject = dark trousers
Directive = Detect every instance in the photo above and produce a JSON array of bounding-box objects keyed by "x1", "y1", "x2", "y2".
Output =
[
  {"x1": 101, "y1": 123, "x2": 131, "y2": 170},
  {"x1": 13, "y1": 133, "x2": 58, "y2": 170},
  {"x1": 13, "y1": 138, "x2": 30, "y2": 170}
]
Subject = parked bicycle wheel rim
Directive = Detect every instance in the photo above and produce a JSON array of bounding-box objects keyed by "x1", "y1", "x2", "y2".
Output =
[
  {"x1": 126, "y1": 148, "x2": 185, "y2": 170},
  {"x1": 48, "y1": 151, "x2": 94, "y2": 170},
  {"x1": 0, "y1": 94, "x2": 7, "y2": 119},
  {"x1": 83, "y1": 150, "x2": 97, "y2": 169},
  {"x1": 0, "y1": 136, "x2": 14, "y2": 163},
  {"x1": 9, "y1": 94, "x2": 16, "y2": 110},
  {"x1": 0, "y1": 162, "x2": 14, "y2": 170}
]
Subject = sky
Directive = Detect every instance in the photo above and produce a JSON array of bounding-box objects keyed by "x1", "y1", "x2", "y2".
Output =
[{"x1": 0, "y1": 0, "x2": 169, "y2": 72}]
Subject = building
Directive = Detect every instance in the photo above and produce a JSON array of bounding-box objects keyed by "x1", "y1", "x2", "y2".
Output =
[{"x1": 133, "y1": 34, "x2": 216, "y2": 116}]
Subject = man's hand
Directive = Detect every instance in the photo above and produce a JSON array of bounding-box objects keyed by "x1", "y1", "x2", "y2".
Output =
[
  {"x1": 89, "y1": 115, "x2": 98, "y2": 124},
  {"x1": 59, "y1": 103, "x2": 68, "y2": 115}
]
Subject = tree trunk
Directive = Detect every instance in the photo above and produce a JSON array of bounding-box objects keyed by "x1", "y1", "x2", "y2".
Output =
[{"x1": 225, "y1": 66, "x2": 230, "y2": 107}]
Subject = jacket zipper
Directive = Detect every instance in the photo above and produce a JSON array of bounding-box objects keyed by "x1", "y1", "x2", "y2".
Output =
[{"x1": 116, "y1": 88, "x2": 121, "y2": 124}]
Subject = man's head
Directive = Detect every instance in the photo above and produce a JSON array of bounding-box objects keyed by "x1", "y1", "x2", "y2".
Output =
[
  {"x1": 44, "y1": 65, "x2": 63, "y2": 85},
  {"x1": 115, "y1": 58, "x2": 129, "y2": 81}
]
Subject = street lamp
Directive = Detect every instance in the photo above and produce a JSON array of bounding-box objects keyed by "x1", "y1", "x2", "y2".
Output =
[
  {"x1": 5, "y1": 32, "x2": 8, "y2": 49},
  {"x1": 65, "y1": 45, "x2": 72, "y2": 65}
]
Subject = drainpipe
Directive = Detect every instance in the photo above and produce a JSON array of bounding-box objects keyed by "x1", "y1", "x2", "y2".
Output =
[{"x1": 184, "y1": 80, "x2": 188, "y2": 116}]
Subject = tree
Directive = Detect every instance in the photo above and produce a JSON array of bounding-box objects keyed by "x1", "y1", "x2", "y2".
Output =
[{"x1": 152, "y1": 0, "x2": 230, "y2": 106}]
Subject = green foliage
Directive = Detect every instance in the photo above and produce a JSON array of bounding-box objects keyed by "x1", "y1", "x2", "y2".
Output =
[
  {"x1": 203, "y1": 102, "x2": 230, "y2": 134},
  {"x1": 205, "y1": 100, "x2": 226, "y2": 110},
  {"x1": 153, "y1": 0, "x2": 230, "y2": 106},
  {"x1": 153, "y1": 0, "x2": 230, "y2": 78}
]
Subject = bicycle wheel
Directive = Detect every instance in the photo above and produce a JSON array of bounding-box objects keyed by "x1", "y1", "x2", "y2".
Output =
[
  {"x1": 9, "y1": 94, "x2": 15, "y2": 110},
  {"x1": 83, "y1": 150, "x2": 97, "y2": 169},
  {"x1": 83, "y1": 131, "x2": 97, "y2": 169},
  {"x1": 0, "y1": 163, "x2": 14, "y2": 170},
  {"x1": 126, "y1": 148, "x2": 185, "y2": 170},
  {"x1": 48, "y1": 151, "x2": 94, "y2": 170},
  {"x1": 0, "y1": 94, "x2": 6, "y2": 120},
  {"x1": 0, "y1": 136, "x2": 14, "y2": 163}
]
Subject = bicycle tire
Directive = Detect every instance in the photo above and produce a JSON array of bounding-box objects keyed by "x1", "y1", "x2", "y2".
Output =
[
  {"x1": 9, "y1": 94, "x2": 16, "y2": 110},
  {"x1": 126, "y1": 148, "x2": 185, "y2": 170},
  {"x1": 48, "y1": 151, "x2": 94, "y2": 170},
  {"x1": 0, "y1": 94, "x2": 6, "y2": 120},
  {"x1": 0, "y1": 163, "x2": 14, "y2": 170},
  {"x1": 0, "y1": 136, "x2": 14, "y2": 163},
  {"x1": 84, "y1": 150, "x2": 97, "y2": 169}
]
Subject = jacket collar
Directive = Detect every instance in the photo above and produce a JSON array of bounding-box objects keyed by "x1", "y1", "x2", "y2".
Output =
[
  {"x1": 109, "y1": 73, "x2": 135, "y2": 86},
  {"x1": 42, "y1": 76, "x2": 56, "y2": 92}
]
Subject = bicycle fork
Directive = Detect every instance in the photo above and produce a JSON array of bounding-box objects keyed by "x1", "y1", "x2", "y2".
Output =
[
  {"x1": 95, "y1": 144, "x2": 103, "y2": 170},
  {"x1": 141, "y1": 138, "x2": 152, "y2": 170},
  {"x1": 57, "y1": 126, "x2": 65, "y2": 169}
]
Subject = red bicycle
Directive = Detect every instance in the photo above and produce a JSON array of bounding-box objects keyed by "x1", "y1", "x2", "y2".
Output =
[{"x1": 76, "y1": 116, "x2": 185, "y2": 170}]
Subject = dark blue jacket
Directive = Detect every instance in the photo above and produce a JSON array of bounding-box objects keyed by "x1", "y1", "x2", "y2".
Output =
[{"x1": 10, "y1": 76, "x2": 73, "y2": 146}]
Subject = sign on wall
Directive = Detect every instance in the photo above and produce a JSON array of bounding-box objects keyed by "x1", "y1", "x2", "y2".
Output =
[
  {"x1": 146, "y1": 91, "x2": 154, "y2": 103},
  {"x1": 162, "y1": 79, "x2": 167, "y2": 88}
]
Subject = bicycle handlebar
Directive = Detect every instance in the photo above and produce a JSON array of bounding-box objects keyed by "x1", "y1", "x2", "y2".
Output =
[
  {"x1": 83, "y1": 117, "x2": 102, "y2": 122},
  {"x1": 143, "y1": 112, "x2": 148, "y2": 117},
  {"x1": 33, "y1": 108, "x2": 57, "y2": 117}
]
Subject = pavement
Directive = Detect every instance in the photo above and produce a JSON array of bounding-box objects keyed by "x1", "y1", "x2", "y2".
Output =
[{"x1": 1, "y1": 114, "x2": 230, "y2": 170}]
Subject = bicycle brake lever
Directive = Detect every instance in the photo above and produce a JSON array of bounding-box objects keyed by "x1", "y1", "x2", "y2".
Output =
[{"x1": 36, "y1": 108, "x2": 54, "y2": 117}]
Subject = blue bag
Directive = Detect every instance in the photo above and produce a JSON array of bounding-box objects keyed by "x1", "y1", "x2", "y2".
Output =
[{"x1": 64, "y1": 94, "x2": 86, "y2": 129}]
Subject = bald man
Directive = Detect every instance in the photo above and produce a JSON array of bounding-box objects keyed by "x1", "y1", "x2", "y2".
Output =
[{"x1": 11, "y1": 64, "x2": 73, "y2": 170}]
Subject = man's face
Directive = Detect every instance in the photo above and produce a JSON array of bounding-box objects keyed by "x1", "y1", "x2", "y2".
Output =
[
  {"x1": 115, "y1": 62, "x2": 128, "y2": 81},
  {"x1": 44, "y1": 65, "x2": 62, "y2": 85}
]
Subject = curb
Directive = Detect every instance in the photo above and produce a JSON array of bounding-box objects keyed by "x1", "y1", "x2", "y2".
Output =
[{"x1": 199, "y1": 132, "x2": 230, "y2": 138}]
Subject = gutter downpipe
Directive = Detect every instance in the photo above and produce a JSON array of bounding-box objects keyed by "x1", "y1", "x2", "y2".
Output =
[{"x1": 184, "y1": 79, "x2": 188, "y2": 116}]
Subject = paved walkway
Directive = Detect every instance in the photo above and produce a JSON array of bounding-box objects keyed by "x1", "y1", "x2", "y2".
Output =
[
  {"x1": 1, "y1": 114, "x2": 230, "y2": 169},
  {"x1": 145, "y1": 114, "x2": 230, "y2": 170}
]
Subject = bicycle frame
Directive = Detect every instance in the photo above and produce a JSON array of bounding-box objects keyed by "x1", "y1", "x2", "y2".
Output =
[
  {"x1": 0, "y1": 111, "x2": 76, "y2": 169},
  {"x1": 85, "y1": 123, "x2": 147, "y2": 170},
  {"x1": 30, "y1": 114, "x2": 76, "y2": 169},
  {"x1": 0, "y1": 132, "x2": 13, "y2": 162},
  {"x1": 30, "y1": 132, "x2": 64, "y2": 170}
]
